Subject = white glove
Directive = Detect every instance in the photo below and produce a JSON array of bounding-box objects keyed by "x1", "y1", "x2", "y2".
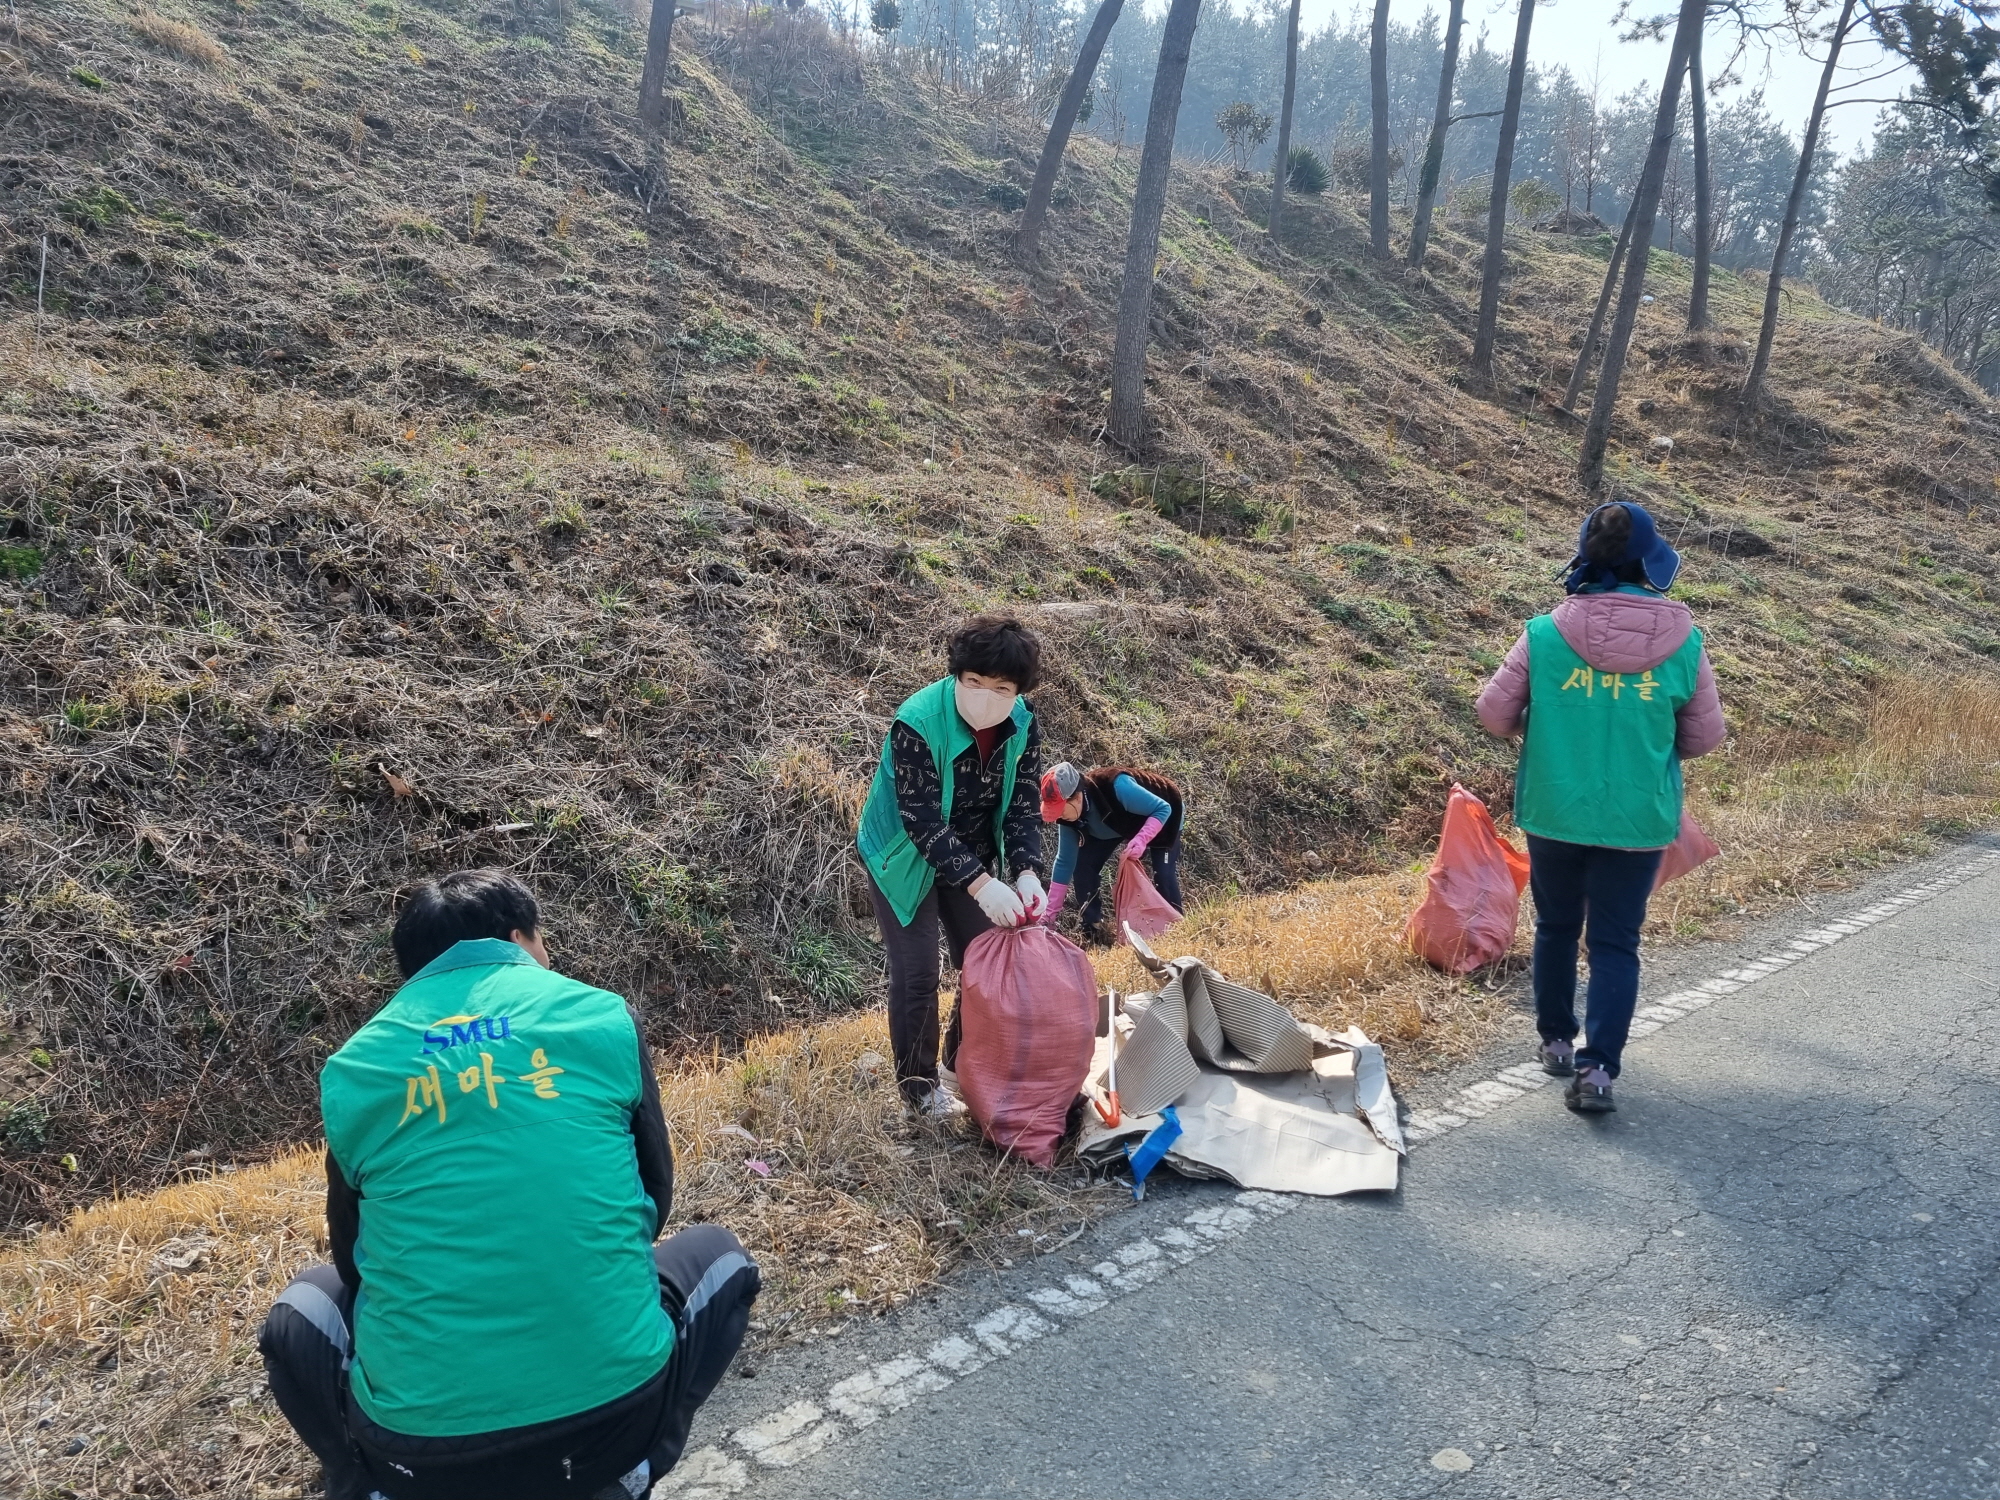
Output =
[
  {"x1": 972, "y1": 874, "x2": 1027, "y2": 928},
  {"x1": 1013, "y1": 870, "x2": 1047, "y2": 922}
]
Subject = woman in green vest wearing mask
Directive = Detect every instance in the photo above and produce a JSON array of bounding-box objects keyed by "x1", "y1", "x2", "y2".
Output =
[
  {"x1": 856, "y1": 615, "x2": 1048, "y2": 1118},
  {"x1": 1476, "y1": 501, "x2": 1726, "y2": 1113}
]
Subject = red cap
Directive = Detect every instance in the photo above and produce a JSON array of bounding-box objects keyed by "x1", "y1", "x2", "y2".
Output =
[{"x1": 1039, "y1": 770, "x2": 1069, "y2": 824}]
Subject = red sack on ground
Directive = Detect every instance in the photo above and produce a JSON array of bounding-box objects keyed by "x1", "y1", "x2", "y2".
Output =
[
  {"x1": 1653, "y1": 811, "x2": 1722, "y2": 891},
  {"x1": 1405, "y1": 784, "x2": 1531, "y2": 975},
  {"x1": 956, "y1": 926, "x2": 1099, "y2": 1168},
  {"x1": 1113, "y1": 857, "x2": 1181, "y2": 945}
]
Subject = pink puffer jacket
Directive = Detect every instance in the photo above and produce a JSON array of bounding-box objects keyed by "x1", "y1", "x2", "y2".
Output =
[{"x1": 1475, "y1": 591, "x2": 1726, "y2": 758}]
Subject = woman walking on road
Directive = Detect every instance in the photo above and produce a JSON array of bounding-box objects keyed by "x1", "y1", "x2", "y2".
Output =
[
  {"x1": 1475, "y1": 501, "x2": 1726, "y2": 1113},
  {"x1": 1038, "y1": 762, "x2": 1186, "y2": 943},
  {"x1": 856, "y1": 616, "x2": 1048, "y2": 1118}
]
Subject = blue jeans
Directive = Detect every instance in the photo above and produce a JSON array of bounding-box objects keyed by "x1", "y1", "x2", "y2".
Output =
[
  {"x1": 1527, "y1": 834, "x2": 1664, "y2": 1080},
  {"x1": 1074, "y1": 835, "x2": 1183, "y2": 934}
]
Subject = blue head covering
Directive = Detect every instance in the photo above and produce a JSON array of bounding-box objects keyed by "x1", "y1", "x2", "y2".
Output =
[{"x1": 1562, "y1": 501, "x2": 1681, "y2": 594}]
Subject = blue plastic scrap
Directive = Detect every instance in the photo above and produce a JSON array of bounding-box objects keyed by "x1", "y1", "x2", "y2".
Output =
[{"x1": 1123, "y1": 1106, "x2": 1183, "y2": 1201}]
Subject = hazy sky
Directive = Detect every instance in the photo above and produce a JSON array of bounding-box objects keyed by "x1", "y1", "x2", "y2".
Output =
[{"x1": 1290, "y1": 0, "x2": 1922, "y2": 158}]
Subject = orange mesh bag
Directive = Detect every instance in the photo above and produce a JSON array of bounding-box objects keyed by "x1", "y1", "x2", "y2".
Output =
[
  {"x1": 956, "y1": 926, "x2": 1099, "y2": 1168},
  {"x1": 1112, "y1": 857, "x2": 1182, "y2": 944},
  {"x1": 1405, "y1": 784, "x2": 1531, "y2": 974},
  {"x1": 1652, "y1": 811, "x2": 1721, "y2": 890}
]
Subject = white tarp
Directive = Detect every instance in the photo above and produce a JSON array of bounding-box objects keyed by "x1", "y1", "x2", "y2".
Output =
[{"x1": 1076, "y1": 935, "x2": 1404, "y2": 1196}]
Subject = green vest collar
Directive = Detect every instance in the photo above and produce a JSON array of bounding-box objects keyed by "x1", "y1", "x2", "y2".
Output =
[
  {"x1": 410, "y1": 938, "x2": 539, "y2": 984},
  {"x1": 895, "y1": 676, "x2": 1030, "y2": 754},
  {"x1": 1574, "y1": 583, "x2": 1664, "y2": 598}
]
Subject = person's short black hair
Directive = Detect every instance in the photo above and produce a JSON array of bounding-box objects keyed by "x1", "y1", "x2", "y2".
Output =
[
  {"x1": 946, "y1": 614, "x2": 1043, "y2": 693},
  {"x1": 392, "y1": 868, "x2": 540, "y2": 979}
]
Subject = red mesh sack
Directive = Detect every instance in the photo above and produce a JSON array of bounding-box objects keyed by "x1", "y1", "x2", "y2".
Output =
[
  {"x1": 1652, "y1": 811, "x2": 1721, "y2": 891},
  {"x1": 1112, "y1": 858, "x2": 1181, "y2": 945},
  {"x1": 956, "y1": 926, "x2": 1099, "y2": 1168},
  {"x1": 1405, "y1": 784, "x2": 1531, "y2": 975}
]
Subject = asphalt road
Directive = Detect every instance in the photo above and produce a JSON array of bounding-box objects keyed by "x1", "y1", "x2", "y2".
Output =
[{"x1": 682, "y1": 836, "x2": 2000, "y2": 1500}]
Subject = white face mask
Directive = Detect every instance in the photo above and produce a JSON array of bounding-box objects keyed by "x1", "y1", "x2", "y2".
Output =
[{"x1": 954, "y1": 679, "x2": 1017, "y2": 731}]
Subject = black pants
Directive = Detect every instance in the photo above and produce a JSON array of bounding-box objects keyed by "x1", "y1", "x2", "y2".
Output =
[
  {"x1": 1073, "y1": 835, "x2": 1184, "y2": 934},
  {"x1": 1528, "y1": 834, "x2": 1665, "y2": 1080},
  {"x1": 865, "y1": 869, "x2": 994, "y2": 1103},
  {"x1": 259, "y1": 1225, "x2": 758, "y2": 1500}
]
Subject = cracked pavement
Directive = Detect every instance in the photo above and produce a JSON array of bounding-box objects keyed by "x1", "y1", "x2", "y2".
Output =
[{"x1": 691, "y1": 836, "x2": 2000, "y2": 1498}]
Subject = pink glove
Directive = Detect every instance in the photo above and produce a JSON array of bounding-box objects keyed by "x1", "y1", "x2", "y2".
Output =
[
  {"x1": 1042, "y1": 881, "x2": 1069, "y2": 925},
  {"x1": 1122, "y1": 817, "x2": 1166, "y2": 861}
]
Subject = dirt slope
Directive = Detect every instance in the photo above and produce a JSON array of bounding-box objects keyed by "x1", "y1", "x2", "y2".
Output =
[{"x1": 3, "y1": 0, "x2": 1999, "y2": 1224}]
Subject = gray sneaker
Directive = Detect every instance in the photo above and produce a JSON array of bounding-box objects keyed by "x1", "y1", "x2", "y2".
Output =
[
  {"x1": 1538, "y1": 1038, "x2": 1576, "y2": 1077},
  {"x1": 1564, "y1": 1065, "x2": 1615, "y2": 1113},
  {"x1": 907, "y1": 1084, "x2": 966, "y2": 1122}
]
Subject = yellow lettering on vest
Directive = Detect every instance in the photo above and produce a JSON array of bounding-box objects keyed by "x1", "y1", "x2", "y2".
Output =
[
  {"x1": 397, "y1": 1064, "x2": 448, "y2": 1128},
  {"x1": 456, "y1": 1052, "x2": 506, "y2": 1108},
  {"x1": 519, "y1": 1046, "x2": 566, "y2": 1100}
]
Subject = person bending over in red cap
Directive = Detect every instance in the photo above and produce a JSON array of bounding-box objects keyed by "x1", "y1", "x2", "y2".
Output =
[{"x1": 1038, "y1": 762, "x2": 1185, "y2": 945}]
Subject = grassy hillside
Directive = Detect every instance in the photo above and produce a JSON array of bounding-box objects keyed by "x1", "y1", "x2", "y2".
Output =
[{"x1": 4, "y1": 0, "x2": 2000, "y2": 1229}]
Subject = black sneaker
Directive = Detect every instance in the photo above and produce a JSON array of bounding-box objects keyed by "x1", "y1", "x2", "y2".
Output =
[
  {"x1": 1564, "y1": 1066, "x2": 1616, "y2": 1113},
  {"x1": 1538, "y1": 1038, "x2": 1576, "y2": 1077}
]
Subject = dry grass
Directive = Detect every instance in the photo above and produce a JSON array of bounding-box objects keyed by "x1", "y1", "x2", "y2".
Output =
[
  {"x1": 1857, "y1": 673, "x2": 2000, "y2": 793},
  {"x1": 128, "y1": 12, "x2": 225, "y2": 67},
  {"x1": 1649, "y1": 673, "x2": 2000, "y2": 934}
]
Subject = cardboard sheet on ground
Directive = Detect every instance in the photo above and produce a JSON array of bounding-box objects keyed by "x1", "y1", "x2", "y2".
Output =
[{"x1": 1078, "y1": 939, "x2": 1404, "y2": 1197}]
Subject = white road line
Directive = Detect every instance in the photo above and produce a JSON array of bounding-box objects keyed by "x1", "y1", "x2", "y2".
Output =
[{"x1": 660, "y1": 846, "x2": 2000, "y2": 1497}]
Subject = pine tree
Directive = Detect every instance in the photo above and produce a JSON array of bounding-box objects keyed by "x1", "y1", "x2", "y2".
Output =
[
  {"x1": 1469, "y1": 0, "x2": 1537, "y2": 383},
  {"x1": 1108, "y1": 0, "x2": 1204, "y2": 451},
  {"x1": 1017, "y1": 0, "x2": 1125, "y2": 260},
  {"x1": 1406, "y1": 0, "x2": 1467, "y2": 270},
  {"x1": 1578, "y1": 0, "x2": 1706, "y2": 490},
  {"x1": 1267, "y1": 0, "x2": 1304, "y2": 246}
]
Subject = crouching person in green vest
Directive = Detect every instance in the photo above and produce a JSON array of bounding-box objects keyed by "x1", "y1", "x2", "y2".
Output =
[
  {"x1": 1476, "y1": 501, "x2": 1726, "y2": 1114},
  {"x1": 258, "y1": 870, "x2": 759, "y2": 1500},
  {"x1": 856, "y1": 615, "x2": 1048, "y2": 1118}
]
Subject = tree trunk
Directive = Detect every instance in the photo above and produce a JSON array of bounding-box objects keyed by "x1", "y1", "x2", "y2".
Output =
[
  {"x1": 1367, "y1": 0, "x2": 1392, "y2": 258},
  {"x1": 1577, "y1": 0, "x2": 1705, "y2": 491},
  {"x1": 1267, "y1": 0, "x2": 1303, "y2": 246},
  {"x1": 638, "y1": 0, "x2": 676, "y2": 129},
  {"x1": 1743, "y1": 0, "x2": 1856, "y2": 408},
  {"x1": 1687, "y1": 28, "x2": 1713, "y2": 331},
  {"x1": 1406, "y1": 0, "x2": 1466, "y2": 270},
  {"x1": 1107, "y1": 0, "x2": 1203, "y2": 453},
  {"x1": 1563, "y1": 196, "x2": 1638, "y2": 412},
  {"x1": 1018, "y1": 0, "x2": 1125, "y2": 260},
  {"x1": 1469, "y1": 0, "x2": 1536, "y2": 382}
]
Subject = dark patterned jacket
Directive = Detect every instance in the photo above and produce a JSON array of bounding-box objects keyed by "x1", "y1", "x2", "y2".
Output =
[{"x1": 889, "y1": 715, "x2": 1044, "y2": 888}]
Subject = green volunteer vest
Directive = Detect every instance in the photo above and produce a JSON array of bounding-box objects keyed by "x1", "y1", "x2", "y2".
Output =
[
  {"x1": 856, "y1": 675, "x2": 1032, "y2": 925},
  {"x1": 319, "y1": 940, "x2": 672, "y2": 1435},
  {"x1": 1514, "y1": 608, "x2": 1703, "y2": 849}
]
